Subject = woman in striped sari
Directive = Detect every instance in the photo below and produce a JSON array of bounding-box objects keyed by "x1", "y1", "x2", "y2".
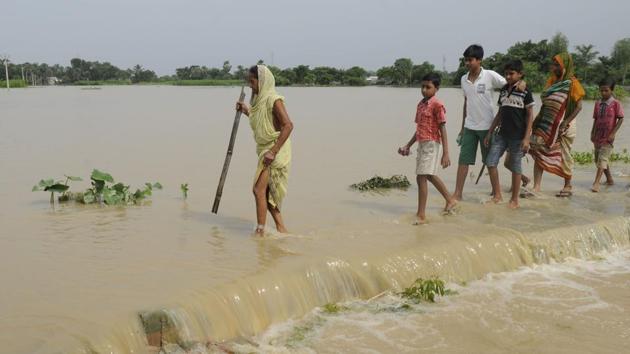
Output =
[{"x1": 529, "y1": 53, "x2": 585, "y2": 196}]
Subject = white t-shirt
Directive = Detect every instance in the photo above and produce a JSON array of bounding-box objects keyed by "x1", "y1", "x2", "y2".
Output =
[{"x1": 461, "y1": 68, "x2": 507, "y2": 131}]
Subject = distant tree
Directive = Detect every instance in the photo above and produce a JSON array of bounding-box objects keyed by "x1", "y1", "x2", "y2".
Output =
[
  {"x1": 549, "y1": 32, "x2": 569, "y2": 56},
  {"x1": 130, "y1": 64, "x2": 156, "y2": 83},
  {"x1": 410, "y1": 61, "x2": 436, "y2": 84},
  {"x1": 612, "y1": 38, "x2": 630, "y2": 85},
  {"x1": 393, "y1": 58, "x2": 413, "y2": 86},
  {"x1": 221, "y1": 60, "x2": 232, "y2": 79},
  {"x1": 573, "y1": 44, "x2": 599, "y2": 81},
  {"x1": 293, "y1": 65, "x2": 311, "y2": 84}
]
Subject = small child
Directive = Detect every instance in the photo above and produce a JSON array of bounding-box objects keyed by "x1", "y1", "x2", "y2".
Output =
[
  {"x1": 484, "y1": 59, "x2": 534, "y2": 209},
  {"x1": 590, "y1": 78, "x2": 624, "y2": 192},
  {"x1": 398, "y1": 73, "x2": 457, "y2": 224}
]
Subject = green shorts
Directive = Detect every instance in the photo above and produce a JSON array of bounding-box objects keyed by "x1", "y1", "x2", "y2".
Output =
[{"x1": 458, "y1": 128, "x2": 489, "y2": 165}]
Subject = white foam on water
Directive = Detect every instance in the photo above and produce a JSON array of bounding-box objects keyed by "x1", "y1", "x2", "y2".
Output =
[{"x1": 231, "y1": 250, "x2": 630, "y2": 353}]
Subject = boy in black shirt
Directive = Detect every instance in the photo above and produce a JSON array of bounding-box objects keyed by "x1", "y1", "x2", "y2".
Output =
[{"x1": 483, "y1": 60, "x2": 535, "y2": 209}]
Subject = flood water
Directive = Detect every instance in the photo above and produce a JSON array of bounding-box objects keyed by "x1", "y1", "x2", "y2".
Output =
[{"x1": 0, "y1": 86, "x2": 629, "y2": 353}]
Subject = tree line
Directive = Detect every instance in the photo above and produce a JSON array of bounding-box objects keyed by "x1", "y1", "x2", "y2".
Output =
[{"x1": 3, "y1": 33, "x2": 629, "y2": 91}]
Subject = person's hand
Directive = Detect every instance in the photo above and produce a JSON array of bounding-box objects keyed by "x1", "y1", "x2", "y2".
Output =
[
  {"x1": 607, "y1": 133, "x2": 616, "y2": 144},
  {"x1": 515, "y1": 80, "x2": 527, "y2": 92},
  {"x1": 559, "y1": 121, "x2": 568, "y2": 134},
  {"x1": 521, "y1": 139, "x2": 530, "y2": 153},
  {"x1": 483, "y1": 133, "x2": 491, "y2": 147},
  {"x1": 441, "y1": 153, "x2": 451, "y2": 168},
  {"x1": 263, "y1": 150, "x2": 276, "y2": 166},
  {"x1": 590, "y1": 132, "x2": 596, "y2": 143},
  {"x1": 398, "y1": 146, "x2": 411, "y2": 156},
  {"x1": 236, "y1": 102, "x2": 250, "y2": 116},
  {"x1": 456, "y1": 131, "x2": 463, "y2": 146}
]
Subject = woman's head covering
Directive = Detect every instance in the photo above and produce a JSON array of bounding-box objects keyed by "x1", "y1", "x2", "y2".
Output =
[
  {"x1": 545, "y1": 53, "x2": 585, "y2": 116},
  {"x1": 251, "y1": 65, "x2": 282, "y2": 115}
]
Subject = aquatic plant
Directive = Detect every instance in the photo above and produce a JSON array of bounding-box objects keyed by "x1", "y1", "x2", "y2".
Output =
[
  {"x1": 350, "y1": 175, "x2": 411, "y2": 191},
  {"x1": 32, "y1": 169, "x2": 162, "y2": 206},
  {"x1": 180, "y1": 183, "x2": 189, "y2": 199},
  {"x1": 398, "y1": 277, "x2": 455, "y2": 303},
  {"x1": 572, "y1": 148, "x2": 630, "y2": 165},
  {"x1": 322, "y1": 303, "x2": 348, "y2": 314},
  {"x1": 32, "y1": 175, "x2": 82, "y2": 204}
]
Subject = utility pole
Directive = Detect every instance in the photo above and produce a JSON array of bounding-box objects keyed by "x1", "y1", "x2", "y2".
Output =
[
  {"x1": 1, "y1": 55, "x2": 9, "y2": 89},
  {"x1": 21, "y1": 66, "x2": 25, "y2": 82}
]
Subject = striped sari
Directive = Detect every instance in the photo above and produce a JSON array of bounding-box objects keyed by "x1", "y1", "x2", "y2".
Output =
[{"x1": 529, "y1": 53, "x2": 584, "y2": 179}]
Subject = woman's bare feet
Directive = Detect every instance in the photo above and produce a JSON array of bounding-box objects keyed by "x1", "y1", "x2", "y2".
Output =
[
  {"x1": 591, "y1": 183, "x2": 600, "y2": 193},
  {"x1": 255, "y1": 225, "x2": 265, "y2": 236},
  {"x1": 413, "y1": 216, "x2": 428, "y2": 225},
  {"x1": 276, "y1": 225, "x2": 288, "y2": 233},
  {"x1": 508, "y1": 199, "x2": 519, "y2": 209}
]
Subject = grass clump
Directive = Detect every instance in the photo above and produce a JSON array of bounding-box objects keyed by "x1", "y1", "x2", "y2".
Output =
[
  {"x1": 321, "y1": 303, "x2": 348, "y2": 314},
  {"x1": 399, "y1": 277, "x2": 455, "y2": 303},
  {"x1": 572, "y1": 148, "x2": 630, "y2": 165},
  {"x1": 0, "y1": 79, "x2": 28, "y2": 88},
  {"x1": 350, "y1": 175, "x2": 411, "y2": 191}
]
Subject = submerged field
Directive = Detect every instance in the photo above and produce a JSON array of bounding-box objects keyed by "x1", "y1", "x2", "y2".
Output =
[{"x1": 0, "y1": 86, "x2": 629, "y2": 353}]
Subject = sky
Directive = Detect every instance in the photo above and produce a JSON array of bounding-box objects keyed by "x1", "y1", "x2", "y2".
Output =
[{"x1": 1, "y1": 0, "x2": 629, "y2": 75}]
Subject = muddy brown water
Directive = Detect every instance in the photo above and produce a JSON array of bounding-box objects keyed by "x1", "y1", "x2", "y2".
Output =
[{"x1": 1, "y1": 86, "x2": 629, "y2": 353}]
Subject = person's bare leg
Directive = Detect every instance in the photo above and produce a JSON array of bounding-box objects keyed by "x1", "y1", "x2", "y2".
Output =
[
  {"x1": 453, "y1": 164, "x2": 469, "y2": 201},
  {"x1": 562, "y1": 177, "x2": 572, "y2": 192},
  {"x1": 604, "y1": 168, "x2": 614, "y2": 185},
  {"x1": 504, "y1": 156, "x2": 529, "y2": 189},
  {"x1": 253, "y1": 169, "x2": 270, "y2": 235},
  {"x1": 267, "y1": 203, "x2": 288, "y2": 233},
  {"x1": 592, "y1": 167, "x2": 605, "y2": 192},
  {"x1": 509, "y1": 172, "x2": 521, "y2": 209},
  {"x1": 533, "y1": 164, "x2": 543, "y2": 192},
  {"x1": 416, "y1": 175, "x2": 429, "y2": 224},
  {"x1": 427, "y1": 175, "x2": 457, "y2": 211},
  {"x1": 486, "y1": 166, "x2": 502, "y2": 203}
]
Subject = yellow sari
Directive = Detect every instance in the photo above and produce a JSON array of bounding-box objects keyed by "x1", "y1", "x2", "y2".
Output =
[{"x1": 249, "y1": 65, "x2": 291, "y2": 209}]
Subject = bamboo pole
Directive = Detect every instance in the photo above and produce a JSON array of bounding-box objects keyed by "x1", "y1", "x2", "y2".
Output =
[{"x1": 212, "y1": 86, "x2": 246, "y2": 214}]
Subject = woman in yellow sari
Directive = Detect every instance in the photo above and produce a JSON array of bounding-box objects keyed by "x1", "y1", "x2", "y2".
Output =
[
  {"x1": 529, "y1": 53, "x2": 584, "y2": 197},
  {"x1": 236, "y1": 65, "x2": 293, "y2": 235}
]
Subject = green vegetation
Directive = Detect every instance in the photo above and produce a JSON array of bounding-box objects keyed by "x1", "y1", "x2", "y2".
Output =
[
  {"x1": 321, "y1": 303, "x2": 349, "y2": 314},
  {"x1": 399, "y1": 277, "x2": 455, "y2": 303},
  {"x1": 350, "y1": 175, "x2": 411, "y2": 191},
  {"x1": 32, "y1": 169, "x2": 162, "y2": 205},
  {"x1": 5, "y1": 34, "x2": 629, "y2": 90},
  {"x1": 584, "y1": 85, "x2": 628, "y2": 100},
  {"x1": 32, "y1": 175, "x2": 82, "y2": 204},
  {"x1": 180, "y1": 183, "x2": 189, "y2": 199},
  {"x1": 573, "y1": 149, "x2": 630, "y2": 165},
  {"x1": 74, "y1": 80, "x2": 131, "y2": 86},
  {"x1": 0, "y1": 79, "x2": 28, "y2": 88},
  {"x1": 160, "y1": 79, "x2": 242, "y2": 86}
]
